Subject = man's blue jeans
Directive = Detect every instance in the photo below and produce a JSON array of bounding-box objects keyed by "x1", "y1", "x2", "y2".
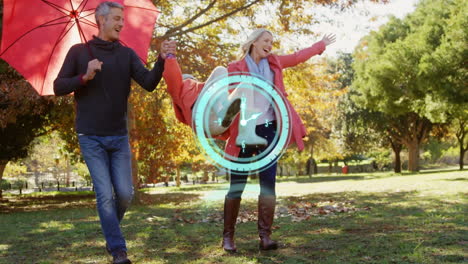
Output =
[{"x1": 78, "y1": 135, "x2": 133, "y2": 254}]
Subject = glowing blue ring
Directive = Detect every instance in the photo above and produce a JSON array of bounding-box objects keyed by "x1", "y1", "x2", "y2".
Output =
[{"x1": 193, "y1": 73, "x2": 290, "y2": 172}]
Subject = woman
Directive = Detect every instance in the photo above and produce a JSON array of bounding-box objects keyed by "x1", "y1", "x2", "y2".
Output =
[{"x1": 221, "y1": 29, "x2": 336, "y2": 252}]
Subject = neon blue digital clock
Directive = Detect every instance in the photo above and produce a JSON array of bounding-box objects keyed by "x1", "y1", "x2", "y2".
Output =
[{"x1": 192, "y1": 72, "x2": 291, "y2": 175}]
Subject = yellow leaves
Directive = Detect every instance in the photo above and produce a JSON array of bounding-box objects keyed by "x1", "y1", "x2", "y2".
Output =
[
  {"x1": 284, "y1": 59, "x2": 341, "y2": 127},
  {"x1": 369, "y1": 16, "x2": 379, "y2": 22},
  {"x1": 281, "y1": 56, "x2": 349, "y2": 160},
  {"x1": 125, "y1": 0, "x2": 398, "y2": 178},
  {"x1": 128, "y1": 80, "x2": 204, "y2": 183},
  {"x1": 3, "y1": 162, "x2": 27, "y2": 179}
]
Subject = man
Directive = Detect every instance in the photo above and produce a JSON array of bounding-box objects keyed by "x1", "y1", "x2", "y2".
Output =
[{"x1": 54, "y1": 2, "x2": 175, "y2": 263}]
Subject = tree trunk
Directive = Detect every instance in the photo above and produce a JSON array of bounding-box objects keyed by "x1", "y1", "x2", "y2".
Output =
[
  {"x1": 309, "y1": 145, "x2": 318, "y2": 176},
  {"x1": 459, "y1": 147, "x2": 466, "y2": 171},
  {"x1": 128, "y1": 102, "x2": 143, "y2": 204},
  {"x1": 387, "y1": 114, "x2": 431, "y2": 173},
  {"x1": 203, "y1": 170, "x2": 209, "y2": 183},
  {"x1": 407, "y1": 140, "x2": 420, "y2": 172},
  {"x1": 130, "y1": 148, "x2": 143, "y2": 204},
  {"x1": 0, "y1": 160, "x2": 8, "y2": 199},
  {"x1": 394, "y1": 149, "x2": 402, "y2": 173},
  {"x1": 389, "y1": 138, "x2": 402, "y2": 173},
  {"x1": 66, "y1": 157, "x2": 71, "y2": 186},
  {"x1": 164, "y1": 174, "x2": 170, "y2": 186},
  {"x1": 34, "y1": 170, "x2": 40, "y2": 188},
  {"x1": 176, "y1": 166, "x2": 181, "y2": 187},
  {"x1": 455, "y1": 119, "x2": 467, "y2": 170}
]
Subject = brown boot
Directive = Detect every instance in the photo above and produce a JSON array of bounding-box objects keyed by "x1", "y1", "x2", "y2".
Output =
[
  {"x1": 222, "y1": 196, "x2": 241, "y2": 252},
  {"x1": 258, "y1": 195, "x2": 278, "y2": 250}
]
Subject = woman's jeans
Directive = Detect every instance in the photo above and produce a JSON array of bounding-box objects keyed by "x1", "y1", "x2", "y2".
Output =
[
  {"x1": 78, "y1": 135, "x2": 133, "y2": 253},
  {"x1": 227, "y1": 123, "x2": 277, "y2": 199}
]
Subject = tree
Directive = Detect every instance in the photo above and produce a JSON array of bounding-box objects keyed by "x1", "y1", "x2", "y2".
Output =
[
  {"x1": 450, "y1": 107, "x2": 468, "y2": 170},
  {"x1": 330, "y1": 52, "x2": 406, "y2": 173},
  {"x1": 21, "y1": 132, "x2": 73, "y2": 186},
  {"x1": 418, "y1": 0, "x2": 467, "y2": 169},
  {"x1": 48, "y1": 96, "x2": 81, "y2": 162},
  {"x1": 332, "y1": 54, "x2": 378, "y2": 156},
  {"x1": 0, "y1": 74, "x2": 53, "y2": 198},
  {"x1": 128, "y1": 84, "x2": 199, "y2": 186},
  {"x1": 352, "y1": 0, "x2": 465, "y2": 172},
  {"x1": 1, "y1": 0, "x2": 392, "y2": 200},
  {"x1": 127, "y1": 0, "x2": 390, "y2": 186},
  {"x1": 152, "y1": 0, "x2": 389, "y2": 76},
  {"x1": 337, "y1": 91, "x2": 404, "y2": 172},
  {"x1": 281, "y1": 56, "x2": 344, "y2": 174},
  {"x1": 0, "y1": 0, "x2": 55, "y2": 199}
]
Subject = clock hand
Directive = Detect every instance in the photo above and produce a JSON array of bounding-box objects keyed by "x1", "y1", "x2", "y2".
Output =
[
  {"x1": 244, "y1": 112, "x2": 263, "y2": 123},
  {"x1": 239, "y1": 94, "x2": 248, "y2": 126},
  {"x1": 239, "y1": 94, "x2": 264, "y2": 126}
]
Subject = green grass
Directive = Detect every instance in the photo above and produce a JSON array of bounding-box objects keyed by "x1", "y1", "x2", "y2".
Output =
[
  {"x1": 316, "y1": 159, "x2": 373, "y2": 167},
  {"x1": 10, "y1": 190, "x2": 95, "y2": 198},
  {"x1": 0, "y1": 170, "x2": 467, "y2": 263}
]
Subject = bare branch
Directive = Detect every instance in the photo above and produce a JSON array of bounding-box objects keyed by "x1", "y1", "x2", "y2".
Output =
[
  {"x1": 164, "y1": 0, "x2": 217, "y2": 36},
  {"x1": 157, "y1": 0, "x2": 261, "y2": 39}
]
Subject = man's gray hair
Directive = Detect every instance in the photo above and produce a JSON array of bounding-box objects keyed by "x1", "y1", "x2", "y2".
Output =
[{"x1": 95, "y1": 1, "x2": 124, "y2": 27}]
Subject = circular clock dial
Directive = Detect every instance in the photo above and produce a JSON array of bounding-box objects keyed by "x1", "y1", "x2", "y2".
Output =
[{"x1": 192, "y1": 72, "x2": 292, "y2": 174}]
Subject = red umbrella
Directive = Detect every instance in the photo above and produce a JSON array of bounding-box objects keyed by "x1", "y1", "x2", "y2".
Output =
[{"x1": 0, "y1": 0, "x2": 159, "y2": 95}]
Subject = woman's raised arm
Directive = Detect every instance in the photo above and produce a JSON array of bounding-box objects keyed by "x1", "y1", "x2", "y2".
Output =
[{"x1": 278, "y1": 33, "x2": 336, "y2": 69}]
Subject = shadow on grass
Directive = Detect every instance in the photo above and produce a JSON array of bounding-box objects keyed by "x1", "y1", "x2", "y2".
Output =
[
  {"x1": 443, "y1": 177, "x2": 468, "y2": 182},
  {"x1": 0, "y1": 191, "x2": 201, "y2": 213},
  {"x1": 138, "y1": 192, "x2": 202, "y2": 205},
  {"x1": 278, "y1": 175, "x2": 365, "y2": 183},
  {"x1": 275, "y1": 174, "x2": 390, "y2": 184},
  {"x1": 402, "y1": 168, "x2": 464, "y2": 175},
  {"x1": 0, "y1": 193, "x2": 96, "y2": 213},
  {"x1": 128, "y1": 191, "x2": 467, "y2": 263},
  {"x1": 172, "y1": 184, "x2": 225, "y2": 192},
  {"x1": 141, "y1": 183, "x2": 225, "y2": 194},
  {"x1": 1, "y1": 190, "x2": 466, "y2": 263},
  {"x1": 276, "y1": 168, "x2": 465, "y2": 184},
  {"x1": 268, "y1": 191, "x2": 467, "y2": 263}
]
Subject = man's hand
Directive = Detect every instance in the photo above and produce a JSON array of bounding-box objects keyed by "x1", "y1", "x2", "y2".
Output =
[
  {"x1": 160, "y1": 40, "x2": 177, "y2": 59},
  {"x1": 83, "y1": 59, "x2": 103, "y2": 82},
  {"x1": 322, "y1": 33, "x2": 336, "y2": 46}
]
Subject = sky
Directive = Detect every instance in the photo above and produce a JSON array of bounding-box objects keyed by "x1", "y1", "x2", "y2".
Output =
[{"x1": 281, "y1": 0, "x2": 421, "y2": 56}]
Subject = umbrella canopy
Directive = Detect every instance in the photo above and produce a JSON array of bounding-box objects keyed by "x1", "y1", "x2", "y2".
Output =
[{"x1": 0, "y1": 0, "x2": 159, "y2": 95}]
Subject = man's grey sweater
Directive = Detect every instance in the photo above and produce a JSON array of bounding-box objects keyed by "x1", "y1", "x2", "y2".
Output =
[{"x1": 54, "y1": 36, "x2": 164, "y2": 136}]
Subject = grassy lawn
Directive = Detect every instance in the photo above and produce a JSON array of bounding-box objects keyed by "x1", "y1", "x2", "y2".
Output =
[{"x1": 0, "y1": 169, "x2": 467, "y2": 264}]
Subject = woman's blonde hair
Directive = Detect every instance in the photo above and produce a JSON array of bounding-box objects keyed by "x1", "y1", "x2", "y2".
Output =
[{"x1": 239, "y1": 28, "x2": 273, "y2": 60}]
